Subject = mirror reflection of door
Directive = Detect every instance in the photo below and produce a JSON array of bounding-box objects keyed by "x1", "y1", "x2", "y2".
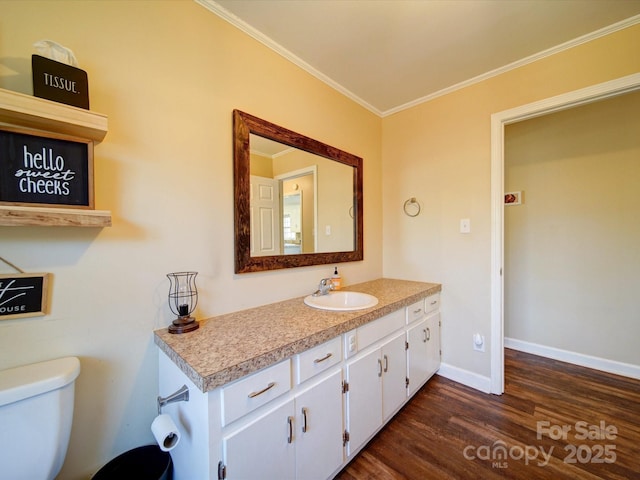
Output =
[
  {"x1": 249, "y1": 175, "x2": 281, "y2": 256},
  {"x1": 278, "y1": 169, "x2": 316, "y2": 254},
  {"x1": 249, "y1": 133, "x2": 355, "y2": 256},
  {"x1": 282, "y1": 192, "x2": 302, "y2": 254}
]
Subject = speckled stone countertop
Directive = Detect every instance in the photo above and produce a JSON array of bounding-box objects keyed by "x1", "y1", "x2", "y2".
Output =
[{"x1": 154, "y1": 278, "x2": 441, "y2": 393}]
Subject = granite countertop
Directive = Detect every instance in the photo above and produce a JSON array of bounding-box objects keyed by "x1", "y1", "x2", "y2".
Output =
[{"x1": 154, "y1": 278, "x2": 441, "y2": 393}]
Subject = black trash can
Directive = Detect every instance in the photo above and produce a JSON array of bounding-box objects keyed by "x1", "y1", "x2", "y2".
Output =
[{"x1": 92, "y1": 445, "x2": 172, "y2": 480}]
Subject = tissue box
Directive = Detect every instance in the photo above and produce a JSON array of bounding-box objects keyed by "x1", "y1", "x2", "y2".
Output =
[{"x1": 32, "y1": 55, "x2": 89, "y2": 109}]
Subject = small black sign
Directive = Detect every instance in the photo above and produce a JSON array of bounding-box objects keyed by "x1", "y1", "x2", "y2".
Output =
[
  {"x1": 32, "y1": 54, "x2": 89, "y2": 109},
  {"x1": 0, "y1": 128, "x2": 92, "y2": 207},
  {"x1": 0, "y1": 274, "x2": 50, "y2": 319}
]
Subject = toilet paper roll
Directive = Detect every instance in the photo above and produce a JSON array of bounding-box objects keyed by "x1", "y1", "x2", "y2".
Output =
[{"x1": 151, "y1": 414, "x2": 181, "y2": 452}]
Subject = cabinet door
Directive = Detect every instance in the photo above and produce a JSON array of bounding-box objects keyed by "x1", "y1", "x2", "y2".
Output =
[
  {"x1": 344, "y1": 347, "x2": 382, "y2": 457},
  {"x1": 425, "y1": 312, "x2": 441, "y2": 379},
  {"x1": 222, "y1": 399, "x2": 295, "y2": 480},
  {"x1": 381, "y1": 331, "x2": 407, "y2": 420},
  {"x1": 407, "y1": 318, "x2": 429, "y2": 396},
  {"x1": 295, "y1": 369, "x2": 344, "y2": 480}
]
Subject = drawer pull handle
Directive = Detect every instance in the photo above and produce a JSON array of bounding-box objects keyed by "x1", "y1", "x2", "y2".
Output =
[
  {"x1": 313, "y1": 352, "x2": 333, "y2": 364},
  {"x1": 287, "y1": 416, "x2": 294, "y2": 443},
  {"x1": 430, "y1": 300, "x2": 437, "y2": 306},
  {"x1": 377, "y1": 358, "x2": 383, "y2": 377},
  {"x1": 248, "y1": 382, "x2": 276, "y2": 398},
  {"x1": 383, "y1": 354, "x2": 389, "y2": 373},
  {"x1": 302, "y1": 407, "x2": 309, "y2": 433},
  {"x1": 413, "y1": 308, "x2": 422, "y2": 315}
]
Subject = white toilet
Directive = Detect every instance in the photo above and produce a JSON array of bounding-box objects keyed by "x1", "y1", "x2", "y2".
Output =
[{"x1": 0, "y1": 356, "x2": 81, "y2": 480}]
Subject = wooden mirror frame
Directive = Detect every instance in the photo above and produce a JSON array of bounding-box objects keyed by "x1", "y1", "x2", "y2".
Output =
[{"x1": 233, "y1": 110, "x2": 364, "y2": 273}]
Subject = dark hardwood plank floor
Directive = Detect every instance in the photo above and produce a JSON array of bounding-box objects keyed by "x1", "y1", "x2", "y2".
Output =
[{"x1": 335, "y1": 348, "x2": 640, "y2": 479}]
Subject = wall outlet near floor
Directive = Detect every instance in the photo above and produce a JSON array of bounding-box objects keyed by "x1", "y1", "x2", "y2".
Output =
[{"x1": 473, "y1": 333, "x2": 485, "y2": 352}]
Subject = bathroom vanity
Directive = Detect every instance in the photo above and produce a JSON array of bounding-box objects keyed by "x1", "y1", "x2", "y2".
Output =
[{"x1": 154, "y1": 278, "x2": 441, "y2": 480}]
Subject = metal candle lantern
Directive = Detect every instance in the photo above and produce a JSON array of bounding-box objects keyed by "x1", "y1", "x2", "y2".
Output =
[{"x1": 167, "y1": 271, "x2": 199, "y2": 334}]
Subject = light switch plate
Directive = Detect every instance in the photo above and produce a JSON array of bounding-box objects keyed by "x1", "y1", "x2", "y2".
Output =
[{"x1": 460, "y1": 218, "x2": 471, "y2": 234}]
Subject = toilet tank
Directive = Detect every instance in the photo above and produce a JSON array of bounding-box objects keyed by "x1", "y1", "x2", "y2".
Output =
[{"x1": 0, "y1": 357, "x2": 81, "y2": 480}]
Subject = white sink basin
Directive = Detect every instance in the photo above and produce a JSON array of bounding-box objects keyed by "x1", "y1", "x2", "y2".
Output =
[{"x1": 304, "y1": 291, "x2": 378, "y2": 311}]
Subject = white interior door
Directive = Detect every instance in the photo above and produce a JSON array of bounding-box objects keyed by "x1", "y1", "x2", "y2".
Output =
[{"x1": 250, "y1": 175, "x2": 281, "y2": 256}]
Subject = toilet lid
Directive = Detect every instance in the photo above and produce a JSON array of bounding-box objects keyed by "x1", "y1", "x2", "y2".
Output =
[{"x1": 0, "y1": 356, "x2": 80, "y2": 407}]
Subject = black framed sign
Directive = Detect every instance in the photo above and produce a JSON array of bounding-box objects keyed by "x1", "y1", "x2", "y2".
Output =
[
  {"x1": 0, "y1": 273, "x2": 50, "y2": 320},
  {"x1": 32, "y1": 54, "x2": 90, "y2": 109},
  {"x1": 0, "y1": 127, "x2": 93, "y2": 208}
]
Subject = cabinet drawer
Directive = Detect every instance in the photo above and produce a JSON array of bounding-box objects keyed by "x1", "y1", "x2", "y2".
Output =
[
  {"x1": 406, "y1": 299, "x2": 426, "y2": 324},
  {"x1": 221, "y1": 360, "x2": 291, "y2": 426},
  {"x1": 295, "y1": 336, "x2": 342, "y2": 384},
  {"x1": 424, "y1": 293, "x2": 440, "y2": 315},
  {"x1": 357, "y1": 309, "x2": 404, "y2": 351}
]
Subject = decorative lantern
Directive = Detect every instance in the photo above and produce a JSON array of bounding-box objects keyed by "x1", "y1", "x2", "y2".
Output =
[{"x1": 167, "y1": 271, "x2": 199, "y2": 334}]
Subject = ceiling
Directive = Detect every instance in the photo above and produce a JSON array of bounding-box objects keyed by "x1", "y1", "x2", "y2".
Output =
[{"x1": 201, "y1": 0, "x2": 640, "y2": 116}]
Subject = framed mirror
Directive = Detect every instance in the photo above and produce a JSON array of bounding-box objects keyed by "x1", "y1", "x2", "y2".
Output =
[{"x1": 234, "y1": 110, "x2": 363, "y2": 273}]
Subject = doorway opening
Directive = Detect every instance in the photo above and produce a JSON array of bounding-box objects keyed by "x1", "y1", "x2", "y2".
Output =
[{"x1": 490, "y1": 73, "x2": 640, "y2": 394}]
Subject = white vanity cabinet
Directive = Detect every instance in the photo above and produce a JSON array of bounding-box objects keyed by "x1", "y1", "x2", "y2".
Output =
[
  {"x1": 157, "y1": 287, "x2": 441, "y2": 480},
  {"x1": 424, "y1": 311, "x2": 441, "y2": 380},
  {"x1": 218, "y1": 359, "x2": 293, "y2": 479},
  {"x1": 221, "y1": 368, "x2": 343, "y2": 480},
  {"x1": 343, "y1": 309, "x2": 407, "y2": 457},
  {"x1": 406, "y1": 294, "x2": 441, "y2": 396},
  {"x1": 344, "y1": 330, "x2": 406, "y2": 456},
  {"x1": 294, "y1": 368, "x2": 344, "y2": 480},
  {"x1": 220, "y1": 340, "x2": 345, "y2": 480},
  {"x1": 406, "y1": 313, "x2": 441, "y2": 395},
  {"x1": 222, "y1": 397, "x2": 296, "y2": 479}
]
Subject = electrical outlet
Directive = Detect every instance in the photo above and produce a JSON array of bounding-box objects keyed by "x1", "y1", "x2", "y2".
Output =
[
  {"x1": 473, "y1": 333, "x2": 485, "y2": 352},
  {"x1": 344, "y1": 331, "x2": 357, "y2": 358}
]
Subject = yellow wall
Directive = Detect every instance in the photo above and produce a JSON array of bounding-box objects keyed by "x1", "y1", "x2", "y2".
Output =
[
  {"x1": 381, "y1": 24, "x2": 640, "y2": 378},
  {"x1": 274, "y1": 149, "x2": 355, "y2": 253},
  {"x1": 250, "y1": 152, "x2": 273, "y2": 177},
  {"x1": 0, "y1": 1, "x2": 381, "y2": 478},
  {"x1": 504, "y1": 91, "x2": 640, "y2": 365},
  {"x1": 2, "y1": 1, "x2": 639, "y2": 477}
]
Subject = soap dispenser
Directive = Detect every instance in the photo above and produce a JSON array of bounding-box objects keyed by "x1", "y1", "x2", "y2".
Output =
[{"x1": 331, "y1": 267, "x2": 342, "y2": 290}]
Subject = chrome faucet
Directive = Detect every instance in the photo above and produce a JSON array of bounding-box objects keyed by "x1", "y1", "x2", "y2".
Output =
[{"x1": 312, "y1": 278, "x2": 334, "y2": 296}]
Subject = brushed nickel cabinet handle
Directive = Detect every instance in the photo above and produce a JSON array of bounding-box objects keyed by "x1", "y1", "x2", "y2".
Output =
[
  {"x1": 248, "y1": 381, "x2": 276, "y2": 398},
  {"x1": 302, "y1": 407, "x2": 309, "y2": 433},
  {"x1": 426, "y1": 327, "x2": 431, "y2": 342},
  {"x1": 287, "y1": 416, "x2": 294, "y2": 443},
  {"x1": 383, "y1": 354, "x2": 389, "y2": 373},
  {"x1": 377, "y1": 358, "x2": 383, "y2": 377},
  {"x1": 313, "y1": 352, "x2": 333, "y2": 364}
]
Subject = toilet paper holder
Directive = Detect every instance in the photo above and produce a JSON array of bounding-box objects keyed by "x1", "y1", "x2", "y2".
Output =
[{"x1": 157, "y1": 385, "x2": 189, "y2": 414}]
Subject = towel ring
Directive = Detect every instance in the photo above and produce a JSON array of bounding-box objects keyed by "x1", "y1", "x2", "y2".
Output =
[{"x1": 403, "y1": 198, "x2": 421, "y2": 217}]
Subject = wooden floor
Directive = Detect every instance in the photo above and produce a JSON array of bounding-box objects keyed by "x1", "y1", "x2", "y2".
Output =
[{"x1": 335, "y1": 349, "x2": 640, "y2": 479}]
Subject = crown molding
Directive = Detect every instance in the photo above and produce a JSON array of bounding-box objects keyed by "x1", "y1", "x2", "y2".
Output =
[
  {"x1": 196, "y1": 0, "x2": 383, "y2": 116},
  {"x1": 197, "y1": 1, "x2": 640, "y2": 118},
  {"x1": 383, "y1": 14, "x2": 640, "y2": 117}
]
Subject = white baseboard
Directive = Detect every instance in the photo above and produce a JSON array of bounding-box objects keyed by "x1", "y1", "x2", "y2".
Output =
[
  {"x1": 437, "y1": 363, "x2": 492, "y2": 394},
  {"x1": 505, "y1": 337, "x2": 640, "y2": 380}
]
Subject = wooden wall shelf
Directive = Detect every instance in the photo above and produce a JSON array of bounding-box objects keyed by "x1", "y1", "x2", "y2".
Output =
[
  {"x1": 0, "y1": 88, "x2": 107, "y2": 142},
  {"x1": 0, "y1": 206, "x2": 112, "y2": 227},
  {"x1": 0, "y1": 88, "x2": 111, "y2": 226}
]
